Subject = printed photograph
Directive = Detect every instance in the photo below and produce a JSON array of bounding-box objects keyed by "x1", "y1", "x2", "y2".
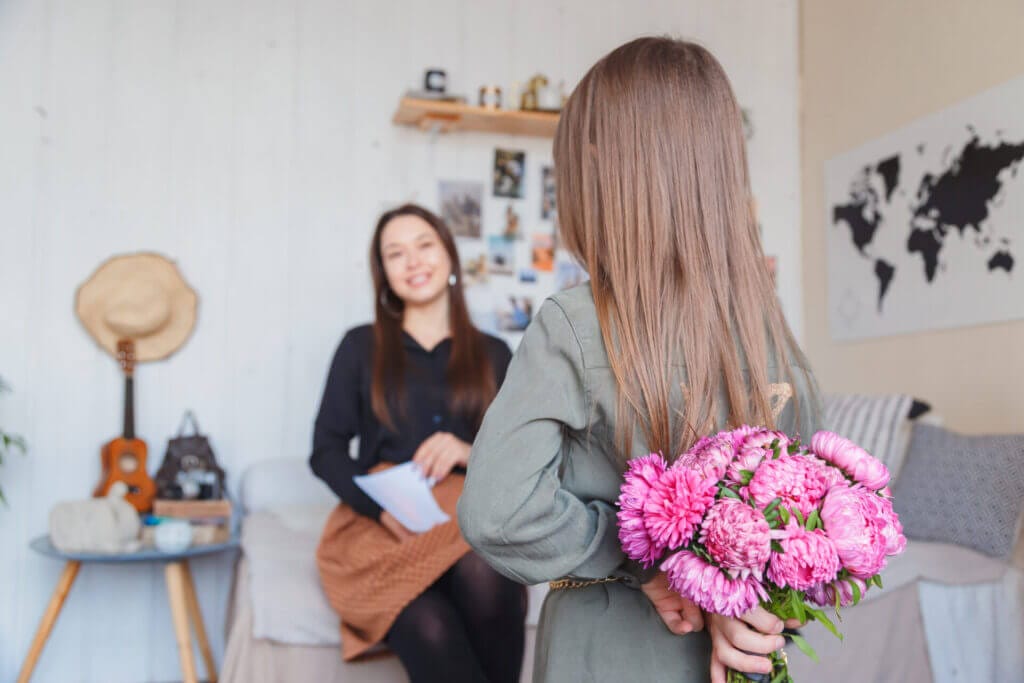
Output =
[
  {"x1": 531, "y1": 233, "x2": 555, "y2": 272},
  {"x1": 518, "y1": 268, "x2": 537, "y2": 284},
  {"x1": 497, "y1": 296, "x2": 534, "y2": 332},
  {"x1": 493, "y1": 148, "x2": 526, "y2": 198},
  {"x1": 503, "y1": 203, "x2": 521, "y2": 240},
  {"x1": 488, "y1": 235, "x2": 516, "y2": 275},
  {"x1": 555, "y1": 259, "x2": 588, "y2": 291},
  {"x1": 541, "y1": 166, "x2": 557, "y2": 219},
  {"x1": 439, "y1": 180, "x2": 483, "y2": 238}
]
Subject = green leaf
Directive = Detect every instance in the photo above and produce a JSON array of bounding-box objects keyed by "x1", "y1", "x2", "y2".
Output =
[
  {"x1": 764, "y1": 497, "x2": 782, "y2": 514},
  {"x1": 771, "y1": 540, "x2": 785, "y2": 553},
  {"x1": 779, "y1": 507, "x2": 791, "y2": 524},
  {"x1": 739, "y1": 469, "x2": 754, "y2": 485},
  {"x1": 720, "y1": 487, "x2": 742, "y2": 500},
  {"x1": 806, "y1": 509, "x2": 820, "y2": 530},
  {"x1": 806, "y1": 606, "x2": 843, "y2": 641},
  {"x1": 850, "y1": 579, "x2": 862, "y2": 605},
  {"x1": 874, "y1": 574, "x2": 884, "y2": 589},
  {"x1": 793, "y1": 508, "x2": 805, "y2": 527},
  {"x1": 788, "y1": 633, "x2": 819, "y2": 663}
]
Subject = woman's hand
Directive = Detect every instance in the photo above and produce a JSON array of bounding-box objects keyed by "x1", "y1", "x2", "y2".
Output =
[
  {"x1": 707, "y1": 606, "x2": 787, "y2": 683},
  {"x1": 411, "y1": 432, "x2": 471, "y2": 481},
  {"x1": 380, "y1": 511, "x2": 415, "y2": 541},
  {"x1": 640, "y1": 572, "x2": 704, "y2": 635}
]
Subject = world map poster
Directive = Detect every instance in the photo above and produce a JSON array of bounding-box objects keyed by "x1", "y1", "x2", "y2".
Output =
[{"x1": 825, "y1": 74, "x2": 1024, "y2": 341}]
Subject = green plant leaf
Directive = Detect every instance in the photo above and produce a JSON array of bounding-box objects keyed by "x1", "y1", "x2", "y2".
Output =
[
  {"x1": 720, "y1": 487, "x2": 742, "y2": 500},
  {"x1": 850, "y1": 579, "x2": 862, "y2": 605},
  {"x1": 806, "y1": 509, "x2": 820, "y2": 530},
  {"x1": 793, "y1": 508, "x2": 805, "y2": 527},
  {"x1": 788, "y1": 633, "x2": 819, "y2": 662},
  {"x1": 779, "y1": 507, "x2": 791, "y2": 524},
  {"x1": 739, "y1": 469, "x2": 754, "y2": 485},
  {"x1": 771, "y1": 540, "x2": 785, "y2": 553},
  {"x1": 806, "y1": 606, "x2": 843, "y2": 641}
]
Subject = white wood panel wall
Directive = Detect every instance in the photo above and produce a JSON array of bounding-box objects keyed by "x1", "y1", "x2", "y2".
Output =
[{"x1": 0, "y1": 1, "x2": 800, "y2": 680}]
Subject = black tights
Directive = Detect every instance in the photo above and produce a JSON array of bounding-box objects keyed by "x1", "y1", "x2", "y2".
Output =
[{"x1": 385, "y1": 552, "x2": 527, "y2": 683}]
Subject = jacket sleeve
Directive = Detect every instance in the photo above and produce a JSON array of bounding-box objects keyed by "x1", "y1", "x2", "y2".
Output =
[
  {"x1": 309, "y1": 331, "x2": 383, "y2": 520},
  {"x1": 457, "y1": 300, "x2": 626, "y2": 585}
]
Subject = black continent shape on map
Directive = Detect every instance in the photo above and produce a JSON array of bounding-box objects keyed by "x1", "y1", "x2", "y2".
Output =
[
  {"x1": 913, "y1": 135, "x2": 1024, "y2": 236},
  {"x1": 873, "y1": 258, "x2": 896, "y2": 311},
  {"x1": 988, "y1": 250, "x2": 1015, "y2": 273},
  {"x1": 907, "y1": 227, "x2": 943, "y2": 283},
  {"x1": 875, "y1": 155, "x2": 901, "y2": 201},
  {"x1": 832, "y1": 197, "x2": 879, "y2": 255}
]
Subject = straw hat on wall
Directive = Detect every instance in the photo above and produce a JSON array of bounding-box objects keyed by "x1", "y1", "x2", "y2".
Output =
[{"x1": 75, "y1": 253, "x2": 198, "y2": 362}]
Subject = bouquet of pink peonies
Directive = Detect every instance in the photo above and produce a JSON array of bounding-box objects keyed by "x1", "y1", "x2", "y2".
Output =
[{"x1": 617, "y1": 427, "x2": 906, "y2": 683}]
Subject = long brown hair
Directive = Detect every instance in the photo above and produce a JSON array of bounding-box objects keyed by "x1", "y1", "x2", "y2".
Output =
[
  {"x1": 369, "y1": 203, "x2": 497, "y2": 432},
  {"x1": 554, "y1": 37, "x2": 807, "y2": 461}
]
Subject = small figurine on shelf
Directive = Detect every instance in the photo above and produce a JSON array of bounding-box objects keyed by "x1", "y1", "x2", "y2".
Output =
[{"x1": 520, "y1": 74, "x2": 547, "y2": 111}]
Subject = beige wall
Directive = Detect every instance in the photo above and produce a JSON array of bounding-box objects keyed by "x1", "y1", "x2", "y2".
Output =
[{"x1": 800, "y1": 0, "x2": 1024, "y2": 433}]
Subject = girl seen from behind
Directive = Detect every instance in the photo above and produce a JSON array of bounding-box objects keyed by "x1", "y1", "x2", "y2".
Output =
[{"x1": 459, "y1": 37, "x2": 821, "y2": 683}]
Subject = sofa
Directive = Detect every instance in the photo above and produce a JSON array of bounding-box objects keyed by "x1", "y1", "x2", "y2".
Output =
[{"x1": 221, "y1": 396, "x2": 1024, "y2": 683}]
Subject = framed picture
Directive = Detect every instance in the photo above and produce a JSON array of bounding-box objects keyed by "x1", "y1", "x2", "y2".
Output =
[
  {"x1": 439, "y1": 180, "x2": 483, "y2": 238},
  {"x1": 493, "y1": 148, "x2": 526, "y2": 198}
]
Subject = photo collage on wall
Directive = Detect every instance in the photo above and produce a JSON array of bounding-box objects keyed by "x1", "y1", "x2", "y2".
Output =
[{"x1": 440, "y1": 148, "x2": 588, "y2": 345}]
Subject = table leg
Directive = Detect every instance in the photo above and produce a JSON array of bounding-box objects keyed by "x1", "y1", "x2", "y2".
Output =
[
  {"x1": 17, "y1": 560, "x2": 81, "y2": 683},
  {"x1": 182, "y1": 561, "x2": 218, "y2": 682},
  {"x1": 165, "y1": 561, "x2": 198, "y2": 683}
]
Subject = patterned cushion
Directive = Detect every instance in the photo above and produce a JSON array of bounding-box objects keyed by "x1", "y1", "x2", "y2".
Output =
[
  {"x1": 892, "y1": 423, "x2": 1024, "y2": 560},
  {"x1": 823, "y1": 393, "x2": 915, "y2": 477}
]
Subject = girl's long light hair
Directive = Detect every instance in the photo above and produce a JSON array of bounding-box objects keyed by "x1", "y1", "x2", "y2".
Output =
[{"x1": 555, "y1": 37, "x2": 807, "y2": 462}]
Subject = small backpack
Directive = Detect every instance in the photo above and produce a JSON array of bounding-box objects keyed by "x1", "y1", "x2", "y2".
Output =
[{"x1": 155, "y1": 411, "x2": 227, "y2": 500}]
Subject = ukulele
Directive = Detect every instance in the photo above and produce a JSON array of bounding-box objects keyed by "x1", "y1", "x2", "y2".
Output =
[{"x1": 94, "y1": 339, "x2": 157, "y2": 512}]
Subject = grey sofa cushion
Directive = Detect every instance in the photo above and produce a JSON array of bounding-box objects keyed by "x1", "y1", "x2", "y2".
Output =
[{"x1": 892, "y1": 423, "x2": 1024, "y2": 560}]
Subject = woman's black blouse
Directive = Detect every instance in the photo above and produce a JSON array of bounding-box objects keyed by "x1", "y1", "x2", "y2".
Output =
[{"x1": 310, "y1": 325, "x2": 513, "y2": 521}]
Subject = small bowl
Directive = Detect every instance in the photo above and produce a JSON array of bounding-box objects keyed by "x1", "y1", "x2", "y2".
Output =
[{"x1": 154, "y1": 519, "x2": 193, "y2": 553}]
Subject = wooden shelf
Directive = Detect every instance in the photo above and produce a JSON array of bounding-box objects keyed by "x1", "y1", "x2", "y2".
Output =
[{"x1": 392, "y1": 97, "x2": 559, "y2": 138}]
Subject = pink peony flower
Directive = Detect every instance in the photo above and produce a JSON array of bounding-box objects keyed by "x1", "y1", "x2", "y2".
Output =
[
  {"x1": 819, "y1": 483, "x2": 888, "y2": 578},
  {"x1": 747, "y1": 454, "x2": 833, "y2": 517},
  {"x1": 810, "y1": 431, "x2": 890, "y2": 490},
  {"x1": 643, "y1": 467, "x2": 717, "y2": 551},
  {"x1": 860, "y1": 488, "x2": 907, "y2": 556},
  {"x1": 806, "y1": 576, "x2": 870, "y2": 608},
  {"x1": 725, "y1": 429, "x2": 790, "y2": 484},
  {"x1": 675, "y1": 435, "x2": 735, "y2": 481},
  {"x1": 616, "y1": 454, "x2": 669, "y2": 567},
  {"x1": 698, "y1": 499, "x2": 771, "y2": 579},
  {"x1": 767, "y1": 520, "x2": 841, "y2": 591},
  {"x1": 663, "y1": 550, "x2": 769, "y2": 618},
  {"x1": 741, "y1": 428, "x2": 791, "y2": 452},
  {"x1": 727, "y1": 425, "x2": 761, "y2": 449}
]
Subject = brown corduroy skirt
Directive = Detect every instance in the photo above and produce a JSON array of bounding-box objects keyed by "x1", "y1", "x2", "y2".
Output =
[{"x1": 315, "y1": 469, "x2": 471, "y2": 661}]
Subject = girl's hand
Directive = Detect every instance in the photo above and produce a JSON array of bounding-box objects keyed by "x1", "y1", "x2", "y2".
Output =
[
  {"x1": 707, "y1": 606, "x2": 786, "y2": 683},
  {"x1": 411, "y1": 432, "x2": 472, "y2": 481},
  {"x1": 640, "y1": 572, "x2": 704, "y2": 635},
  {"x1": 380, "y1": 511, "x2": 415, "y2": 541}
]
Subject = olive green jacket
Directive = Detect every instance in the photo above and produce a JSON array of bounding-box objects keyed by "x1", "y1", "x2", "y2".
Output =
[{"x1": 458, "y1": 285, "x2": 821, "y2": 682}]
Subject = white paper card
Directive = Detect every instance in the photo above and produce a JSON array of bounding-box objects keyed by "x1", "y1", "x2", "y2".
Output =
[{"x1": 352, "y1": 462, "x2": 450, "y2": 533}]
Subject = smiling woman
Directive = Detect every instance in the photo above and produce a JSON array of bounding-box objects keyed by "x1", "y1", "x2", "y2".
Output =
[{"x1": 309, "y1": 204, "x2": 527, "y2": 683}]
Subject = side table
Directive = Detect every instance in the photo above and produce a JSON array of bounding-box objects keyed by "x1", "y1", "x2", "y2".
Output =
[{"x1": 18, "y1": 535, "x2": 239, "y2": 683}]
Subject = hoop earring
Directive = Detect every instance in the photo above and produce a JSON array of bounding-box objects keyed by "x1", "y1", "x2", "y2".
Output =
[
  {"x1": 448, "y1": 273, "x2": 457, "y2": 287},
  {"x1": 379, "y1": 288, "x2": 402, "y2": 317}
]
